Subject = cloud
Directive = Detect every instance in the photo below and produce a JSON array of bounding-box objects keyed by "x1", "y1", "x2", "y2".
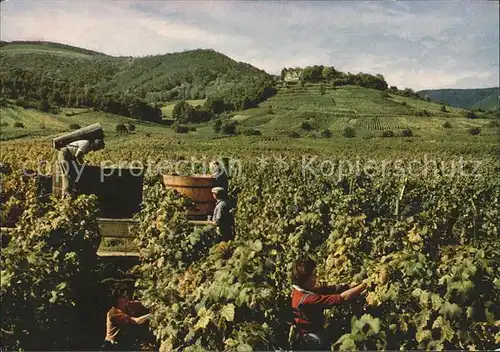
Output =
[
  {"x1": 138, "y1": 18, "x2": 254, "y2": 48},
  {"x1": 0, "y1": 0, "x2": 498, "y2": 90}
]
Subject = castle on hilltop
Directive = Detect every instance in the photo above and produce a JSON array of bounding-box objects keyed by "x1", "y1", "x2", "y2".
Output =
[{"x1": 281, "y1": 68, "x2": 302, "y2": 82}]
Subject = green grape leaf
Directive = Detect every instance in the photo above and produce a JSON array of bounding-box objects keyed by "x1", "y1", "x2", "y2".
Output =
[{"x1": 220, "y1": 303, "x2": 235, "y2": 322}]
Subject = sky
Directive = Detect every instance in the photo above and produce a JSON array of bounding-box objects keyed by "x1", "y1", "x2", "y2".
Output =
[{"x1": 0, "y1": 0, "x2": 498, "y2": 90}]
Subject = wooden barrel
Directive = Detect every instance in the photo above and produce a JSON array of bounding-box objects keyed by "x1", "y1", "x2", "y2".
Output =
[
  {"x1": 163, "y1": 175, "x2": 216, "y2": 219},
  {"x1": 53, "y1": 164, "x2": 143, "y2": 218}
]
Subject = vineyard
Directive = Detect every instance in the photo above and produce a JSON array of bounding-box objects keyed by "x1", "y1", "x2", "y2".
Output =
[
  {"x1": 0, "y1": 13, "x2": 499, "y2": 348},
  {"x1": 2, "y1": 82, "x2": 497, "y2": 142},
  {"x1": 231, "y1": 85, "x2": 496, "y2": 137},
  {"x1": 1, "y1": 124, "x2": 499, "y2": 351}
]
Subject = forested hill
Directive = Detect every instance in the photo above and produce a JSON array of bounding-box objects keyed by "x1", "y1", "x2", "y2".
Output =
[
  {"x1": 103, "y1": 49, "x2": 272, "y2": 102},
  {"x1": 418, "y1": 87, "x2": 499, "y2": 110},
  {"x1": 0, "y1": 41, "x2": 275, "y2": 122}
]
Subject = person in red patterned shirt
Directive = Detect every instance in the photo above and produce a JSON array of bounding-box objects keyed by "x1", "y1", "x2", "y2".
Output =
[
  {"x1": 290, "y1": 257, "x2": 367, "y2": 349},
  {"x1": 101, "y1": 288, "x2": 151, "y2": 351}
]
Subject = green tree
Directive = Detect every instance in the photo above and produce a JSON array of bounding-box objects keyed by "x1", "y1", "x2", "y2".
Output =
[
  {"x1": 465, "y1": 111, "x2": 477, "y2": 119},
  {"x1": 301, "y1": 65, "x2": 324, "y2": 83},
  {"x1": 115, "y1": 123, "x2": 128, "y2": 134},
  {"x1": 205, "y1": 96, "x2": 226, "y2": 115},
  {"x1": 49, "y1": 89, "x2": 63, "y2": 105},
  {"x1": 40, "y1": 86, "x2": 50, "y2": 100},
  {"x1": 342, "y1": 126, "x2": 356, "y2": 138},
  {"x1": 172, "y1": 100, "x2": 194, "y2": 123},
  {"x1": 191, "y1": 106, "x2": 213, "y2": 123},
  {"x1": 38, "y1": 99, "x2": 50, "y2": 112},
  {"x1": 221, "y1": 121, "x2": 237, "y2": 135},
  {"x1": 173, "y1": 122, "x2": 189, "y2": 133},
  {"x1": 401, "y1": 88, "x2": 416, "y2": 97},
  {"x1": 213, "y1": 120, "x2": 222, "y2": 133},
  {"x1": 67, "y1": 94, "x2": 76, "y2": 107},
  {"x1": 319, "y1": 83, "x2": 326, "y2": 96},
  {"x1": 300, "y1": 121, "x2": 313, "y2": 131},
  {"x1": 322, "y1": 66, "x2": 336, "y2": 82},
  {"x1": 388, "y1": 86, "x2": 398, "y2": 94}
]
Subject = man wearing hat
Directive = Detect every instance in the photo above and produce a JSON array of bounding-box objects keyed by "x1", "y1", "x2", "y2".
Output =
[
  {"x1": 58, "y1": 139, "x2": 105, "y2": 197},
  {"x1": 208, "y1": 187, "x2": 234, "y2": 241}
]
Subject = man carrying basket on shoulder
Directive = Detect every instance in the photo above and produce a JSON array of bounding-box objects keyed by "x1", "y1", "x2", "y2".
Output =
[{"x1": 57, "y1": 139, "x2": 105, "y2": 198}]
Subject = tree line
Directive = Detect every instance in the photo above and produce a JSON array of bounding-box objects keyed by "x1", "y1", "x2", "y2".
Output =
[
  {"x1": 281, "y1": 65, "x2": 388, "y2": 91},
  {"x1": 171, "y1": 77, "x2": 277, "y2": 123},
  {"x1": 0, "y1": 68, "x2": 162, "y2": 122}
]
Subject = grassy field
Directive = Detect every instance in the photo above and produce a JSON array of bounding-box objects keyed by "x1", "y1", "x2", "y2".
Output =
[
  {"x1": 0, "y1": 42, "x2": 103, "y2": 58},
  {"x1": 1, "y1": 45, "x2": 96, "y2": 59},
  {"x1": 0, "y1": 106, "x2": 181, "y2": 141}
]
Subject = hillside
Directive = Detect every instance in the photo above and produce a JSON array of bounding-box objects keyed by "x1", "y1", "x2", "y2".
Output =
[
  {"x1": 0, "y1": 105, "x2": 174, "y2": 141},
  {"x1": 418, "y1": 87, "x2": 499, "y2": 110},
  {"x1": 0, "y1": 41, "x2": 274, "y2": 108},
  {"x1": 472, "y1": 93, "x2": 499, "y2": 110},
  {"x1": 228, "y1": 83, "x2": 497, "y2": 137},
  {"x1": 2, "y1": 83, "x2": 497, "y2": 142},
  {"x1": 1, "y1": 40, "x2": 497, "y2": 138},
  {"x1": 0, "y1": 40, "x2": 106, "y2": 57}
]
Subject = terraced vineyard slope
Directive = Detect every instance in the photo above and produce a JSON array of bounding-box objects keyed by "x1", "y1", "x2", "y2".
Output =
[{"x1": 231, "y1": 83, "x2": 496, "y2": 137}]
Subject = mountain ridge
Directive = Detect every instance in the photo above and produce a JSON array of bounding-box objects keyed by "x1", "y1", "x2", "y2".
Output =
[
  {"x1": 3, "y1": 40, "x2": 496, "y2": 96},
  {"x1": 0, "y1": 41, "x2": 273, "y2": 102},
  {"x1": 0, "y1": 40, "x2": 107, "y2": 56},
  {"x1": 418, "y1": 87, "x2": 499, "y2": 110}
]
